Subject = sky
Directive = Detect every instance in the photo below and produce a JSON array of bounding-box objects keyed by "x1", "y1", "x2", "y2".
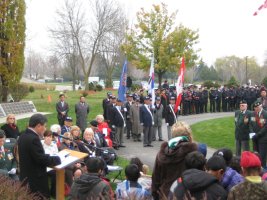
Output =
[{"x1": 25, "y1": 0, "x2": 267, "y2": 66}]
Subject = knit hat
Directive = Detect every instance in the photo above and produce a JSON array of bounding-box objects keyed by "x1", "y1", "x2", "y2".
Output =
[{"x1": 240, "y1": 151, "x2": 261, "y2": 168}]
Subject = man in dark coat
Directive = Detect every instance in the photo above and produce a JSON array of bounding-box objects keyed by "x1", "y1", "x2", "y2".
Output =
[
  {"x1": 75, "y1": 96, "x2": 90, "y2": 132},
  {"x1": 56, "y1": 94, "x2": 69, "y2": 126},
  {"x1": 124, "y1": 94, "x2": 134, "y2": 139},
  {"x1": 140, "y1": 96, "x2": 154, "y2": 147},
  {"x1": 235, "y1": 100, "x2": 251, "y2": 156},
  {"x1": 110, "y1": 99, "x2": 126, "y2": 147},
  {"x1": 165, "y1": 96, "x2": 178, "y2": 140},
  {"x1": 18, "y1": 114, "x2": 61, "y2": 199}
]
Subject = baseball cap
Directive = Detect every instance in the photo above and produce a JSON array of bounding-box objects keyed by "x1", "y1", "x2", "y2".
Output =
[{"x1": 65, "y1": 116, "x2": 73, "y2": 122}]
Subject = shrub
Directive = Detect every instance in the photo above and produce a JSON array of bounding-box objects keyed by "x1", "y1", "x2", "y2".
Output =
[
  {"x1": 95, "y1": 84, "x2": 103, "y2": 91},
  {"x1": 10, "y1": 84, "x2": 29, "y2": 102},
  {"x1": 22, "y1": 83, "x2": 55, "y2": 91},
  {"x1": 29, "y1": 86, "x2": 35, "y2": 93},
  {"x1": 0, "y1": 174, "x2": 41, "y2": 200},
  {"x1": 88, "y1": 82, "x2": 95, "y2": 91},
  {"x1": 81, "y1": 90, "x2": 89, "y2": 97}
]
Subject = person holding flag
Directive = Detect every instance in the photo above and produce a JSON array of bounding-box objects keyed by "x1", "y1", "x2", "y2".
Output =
[{"x1": 174, "y1": 57, "x2": 186, "y2": 113}]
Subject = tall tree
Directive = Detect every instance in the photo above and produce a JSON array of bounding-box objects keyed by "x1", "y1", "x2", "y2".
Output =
[
  {"x1": 122, "y1": 3, "x2": 199, "y2": 87},
  {"x1": 0, "y1": 0, "x2": 26, "y2": 102},
  {"x1": 50, "y1": 0, "x2": 126, "y2": 90}
]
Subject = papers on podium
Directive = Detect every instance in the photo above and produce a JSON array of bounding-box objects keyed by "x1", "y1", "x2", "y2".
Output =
[{"x1": 47, "y1": 149, "x2": 82, "y2": 172}]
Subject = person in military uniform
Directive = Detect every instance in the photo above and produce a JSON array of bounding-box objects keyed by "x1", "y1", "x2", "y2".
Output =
[
  {"x1": 183, "y1": 87, "x2": 192, "y2": 115},
  {"x1": 192, "y1": 86, "x2": 201, "y2": 114},
  {"x1": 209, "y1": 87, "x2": 216, "y2": 113},
  {"x1": 202, "y1": 87, "x2": 209, "y2": 113},
  {"x1": 222, "y1": 86, "x2": 229, "y2": 112},
  {"x1": 234, "y1": 100, "x2": 251, "y2": 156},
  {"x1": 165, "y1": 96, "x2": 178, "y2": 140},
  {"x1": 153, "y1": 96, "x2": 164, "y2": 141},
  {"x1": 216, "y1": 88, "x2": 222, "y2": 112},
  {"x1": 249, "y1": 101, "x2": 267, "y2": 168},
  {"x1": 244, "y1": 87, "x2": 257, "y2": 111},
  {"x1": 0, "y1": 130, "x2": 17, "y2": 180},
  {"x1": 124, "y1": 94, "x2": 134, "y2": 139},
  {"x1": 257, "y1": 87, "x2": 267, "y2": 111},
  {"x1": 228, "y1": 86, "x2": 236, "y2": 111},
  {"x1": 160, "y1": 88, "x2": 169, "y2": 118}
]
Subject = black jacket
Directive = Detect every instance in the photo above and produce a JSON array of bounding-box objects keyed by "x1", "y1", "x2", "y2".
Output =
[
  {"x1": 165, "y1": 104, "x2": 178, "y2": 126},
  {"x1": 174, "y1": 169, "x2": 227, "y2": 200},
  {"x1": 110, "y1": 106, "x2": 125, "y2": 127},
  {"x1": 1, "y1": 123, "x2": 20, "y2": 139},
  {"x1": 18, "y1": 128, "x2": 61, "y2": 198}
]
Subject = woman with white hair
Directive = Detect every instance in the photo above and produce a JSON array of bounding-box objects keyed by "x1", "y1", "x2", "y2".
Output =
[
  {"x1": 151, "y1": 121, "x2": 197, "y2": 200},
  {"x1": 96, "y1": 114, "x2": 113, "y2": 147},
  {"x1": 81, "y1": 128, "x2": 96, "y2": 157},
  {"x1": 50, "y1": 124, "x2": 61, "y2": 147}
]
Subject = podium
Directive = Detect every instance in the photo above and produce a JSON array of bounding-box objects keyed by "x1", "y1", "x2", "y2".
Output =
[{"x1": 52, "y1": 149, "x2": 88, "y2": 200}]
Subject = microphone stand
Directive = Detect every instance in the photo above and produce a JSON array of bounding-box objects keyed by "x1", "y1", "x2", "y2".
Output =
[{"x1": 53, "y1": 133, "x2": 115, "y2": 156}]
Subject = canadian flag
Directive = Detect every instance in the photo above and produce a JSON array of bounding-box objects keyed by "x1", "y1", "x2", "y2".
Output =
[
  {"x1": 253, "y1": 0, "x2": 267, "y2": 16},
  {"x1": 174, "y1": 57, "x2": 186, "y2": 113}
]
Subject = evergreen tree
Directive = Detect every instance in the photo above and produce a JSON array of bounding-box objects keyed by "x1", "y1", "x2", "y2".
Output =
[{"x1": 0, "y1": 0, "x2": 26, "y2": 102}]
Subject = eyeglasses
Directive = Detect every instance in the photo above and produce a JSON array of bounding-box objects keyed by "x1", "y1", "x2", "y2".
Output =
[{"x1": 8, "y1": 118, "x2": 15, "y2": 120}]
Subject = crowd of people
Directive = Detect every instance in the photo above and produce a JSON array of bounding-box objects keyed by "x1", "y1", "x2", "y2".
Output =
[{"x1": 0, "y1": 83, "x2": 267, "y2": 199}]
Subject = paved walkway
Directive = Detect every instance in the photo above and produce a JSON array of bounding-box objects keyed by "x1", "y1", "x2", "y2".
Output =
[{"x1": 116, "y1": 112, "x2": 233, "y2": 169}]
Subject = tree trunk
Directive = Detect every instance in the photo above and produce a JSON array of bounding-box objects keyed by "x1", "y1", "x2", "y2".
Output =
[
  {"x1": 158, "y1": 73, "x2": 163, "y2": 89},
  {"x1": 1, "y1": 77, "x2": 8, "y2": 102},
  {"x1": 84, "y1": 73, "x2": 89, "y2": 90},
  {"x1": 105, "y1": 74, "x2": 113, "y2": 88}
]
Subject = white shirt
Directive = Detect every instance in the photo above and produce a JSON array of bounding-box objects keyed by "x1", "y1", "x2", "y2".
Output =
[{"x1": 41, "y1": 140, "x2": 59, "y2": 156}]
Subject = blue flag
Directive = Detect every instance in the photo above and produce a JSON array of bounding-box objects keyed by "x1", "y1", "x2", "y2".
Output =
[{"x1": 118, "y1": 60, "x2": 128, "y2": 101}]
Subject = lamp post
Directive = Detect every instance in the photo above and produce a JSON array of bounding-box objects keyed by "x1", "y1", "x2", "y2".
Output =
[{"x1": 245, "y1": 56, "x2": 248, "y2": 85}]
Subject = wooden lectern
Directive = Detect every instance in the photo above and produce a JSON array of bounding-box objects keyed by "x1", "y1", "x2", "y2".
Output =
[{"x1": 53, "y1": 149, "x2": 88, "y2": 200}]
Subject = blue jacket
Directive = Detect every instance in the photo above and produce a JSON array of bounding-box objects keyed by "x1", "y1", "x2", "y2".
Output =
[{"x1": 140, "y1": 105, "x2": 153, "y2": 127}]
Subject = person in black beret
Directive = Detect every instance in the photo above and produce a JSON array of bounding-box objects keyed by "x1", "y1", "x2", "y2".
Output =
[
  {"x1": 234, "y1": 100, "x2": 250, "y2": 156},
  {"x1": 250, "y1": 100, "x2": 267, "y2": 168}
]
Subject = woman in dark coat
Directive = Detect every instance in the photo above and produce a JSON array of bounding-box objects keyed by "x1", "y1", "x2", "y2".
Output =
[
  {"x1": 1, "y1": 114, "x2": 20, "y2": 139},
  {"x1": 151, "y1": 121, "x2": 197, "y2": 200}
]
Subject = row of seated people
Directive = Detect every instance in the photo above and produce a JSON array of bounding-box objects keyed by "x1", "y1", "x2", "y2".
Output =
[{"x1": 0, "y1": 114, "x2": 117, "y2": 198}]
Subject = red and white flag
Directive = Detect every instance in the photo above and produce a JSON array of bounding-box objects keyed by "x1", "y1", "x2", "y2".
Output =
[
  {"x1": 174, "y1": 57, "x2": 186, "y2": 113},
  {"x1": 253, "y1": 0, "x2": 267, "y2": 16}
]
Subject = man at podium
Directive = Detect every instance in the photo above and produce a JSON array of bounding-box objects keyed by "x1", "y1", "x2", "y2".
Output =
[{"x1": 18, "y1": 114, "x2": 61, "y2": 199}]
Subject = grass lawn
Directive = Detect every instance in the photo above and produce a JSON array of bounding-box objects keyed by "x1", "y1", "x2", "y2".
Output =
[
  {"x1": 191, "y1": 117, "x2": 236, "y2": 151},
  {"x1": 191, "y1": 116, "x2": 253, "y2": 153}
]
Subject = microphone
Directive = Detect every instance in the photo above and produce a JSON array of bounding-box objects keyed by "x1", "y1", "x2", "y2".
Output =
[{"x1": 52, "y1": 132, "x2": 72, "y2": 141}]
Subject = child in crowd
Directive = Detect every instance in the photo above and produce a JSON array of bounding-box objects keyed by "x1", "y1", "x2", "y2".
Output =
[{"x1": 116, "y1": 164, "x2": 152, "y2": 200}]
